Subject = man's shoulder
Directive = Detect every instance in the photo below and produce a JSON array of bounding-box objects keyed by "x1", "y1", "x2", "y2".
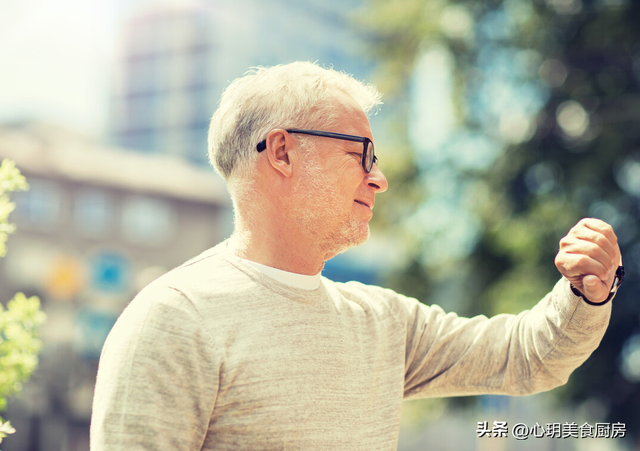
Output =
[
  {"x1": 330, "y1": 278, "x2": 401, "y2": 300},
  {"x1": 133, "y1": 241, "x2": 247, "y2": 306},
  {"x1": 327, "y1": 278, "x2": 421, "y2": 316},
  {"x1": 169, "y1": 243, "x2": 230, "y2": 282}
]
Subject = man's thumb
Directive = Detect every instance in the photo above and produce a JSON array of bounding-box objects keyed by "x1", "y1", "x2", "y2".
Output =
[{"x1": 582, "y1": 274, "x2": 605, "y2": 302}]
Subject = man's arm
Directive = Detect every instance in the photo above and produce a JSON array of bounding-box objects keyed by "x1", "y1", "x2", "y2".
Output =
[
  {"x1": 90, "y1": 284, "x2": 219, "y2": 451},
  {"x1": 402, "y1": 218, "x2": 619, "y2": 399}
]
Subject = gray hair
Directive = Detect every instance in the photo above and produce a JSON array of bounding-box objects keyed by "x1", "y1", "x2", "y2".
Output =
[{"x1": 207, "y1": 62, "x2": 382, "y2": 194}]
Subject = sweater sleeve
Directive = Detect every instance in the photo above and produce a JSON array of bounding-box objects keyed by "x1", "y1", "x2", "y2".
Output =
[
  {"x1": 90, "y1": 284, "x2": 220, "y2": 451},
  {"x1": 399, "y1": 277, "x2": 611, "y2": 399}
]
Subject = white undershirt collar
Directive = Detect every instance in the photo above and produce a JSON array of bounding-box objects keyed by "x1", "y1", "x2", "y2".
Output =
[{"x1": 243, "y1": 259, "x2": 322, "y2": 290}]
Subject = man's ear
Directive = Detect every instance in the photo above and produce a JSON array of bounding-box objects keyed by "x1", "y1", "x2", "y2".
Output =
[{"x1": 264, "y1": 129, "x2": 295, "y2": 178}]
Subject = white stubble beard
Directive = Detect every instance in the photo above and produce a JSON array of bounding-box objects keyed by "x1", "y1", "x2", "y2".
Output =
[{"x1": 290, "y1": 158, "x2": 370, "y2": 261}]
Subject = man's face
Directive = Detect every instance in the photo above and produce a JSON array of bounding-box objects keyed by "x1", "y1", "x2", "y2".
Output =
[{"x1": 289, "y1": 96, "x2": 388, "y2": 261}]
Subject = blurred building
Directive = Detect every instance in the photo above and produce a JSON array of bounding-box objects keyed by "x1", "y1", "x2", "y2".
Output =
[
  {"x1": 109, "y1": 0, "x2": 370, "y2": 165},
  {"x1": 0, "y1": 121, "x2": 231, "y2": 451},
  {"x1": 110, "y1": 1, "x2": 216, "y2": 165}
]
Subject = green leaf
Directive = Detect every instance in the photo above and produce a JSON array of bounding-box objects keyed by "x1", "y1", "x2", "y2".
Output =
[{"x1": 0, "y1": 161, "x2": 45, "y2": 443}]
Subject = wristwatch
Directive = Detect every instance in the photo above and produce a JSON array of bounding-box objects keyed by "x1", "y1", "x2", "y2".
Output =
[{"x1": 571, "y1": 265, "x2": 625, "y2": 306}]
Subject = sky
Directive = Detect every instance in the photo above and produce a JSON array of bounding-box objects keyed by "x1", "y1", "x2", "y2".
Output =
[
  {"x1": 0, "y1": 0, "x2": 376, "y2": 142},
  {"x1": 0, "y1": 0, "x2": 156, "y2": 139}
]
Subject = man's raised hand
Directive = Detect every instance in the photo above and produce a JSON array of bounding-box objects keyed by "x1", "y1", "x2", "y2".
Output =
[{"x1": 555, "y1": 218, "x2": 622, "y2": 304}]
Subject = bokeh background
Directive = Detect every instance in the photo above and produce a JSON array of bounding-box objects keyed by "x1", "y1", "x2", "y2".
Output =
[{"x1": 0, "y1": 0, "x2": 638, "y2": 449}]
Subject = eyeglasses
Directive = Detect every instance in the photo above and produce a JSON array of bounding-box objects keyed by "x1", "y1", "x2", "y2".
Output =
[{"x1": 256, "y1": 129, "x2": 378, "y2": 173}]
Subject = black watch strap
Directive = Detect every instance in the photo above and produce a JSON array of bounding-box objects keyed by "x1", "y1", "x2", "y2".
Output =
[{"x1": 571, "y1": 265, "x2": 625, "y2": 306}]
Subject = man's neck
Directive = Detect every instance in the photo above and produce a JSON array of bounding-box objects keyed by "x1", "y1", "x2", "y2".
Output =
[{"x1": 228, "y1": 228, "x2": 326, "y2": 276}]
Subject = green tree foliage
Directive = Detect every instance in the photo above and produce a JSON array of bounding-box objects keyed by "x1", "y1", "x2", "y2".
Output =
[
  {"x1": 0, "y1": 159, "x2": 46, "y2": 444},
  {"x1": 0, "y1": 160, "x2": 28, "y2": 258},
  {"x1": 359, "y1": 0, "x2": 640, "y2": 437}
]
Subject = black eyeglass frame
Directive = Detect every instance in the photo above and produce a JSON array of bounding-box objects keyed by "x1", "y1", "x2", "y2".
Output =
[{"x1": 256, "y1": 129, "x2": 377, "y2": 173}]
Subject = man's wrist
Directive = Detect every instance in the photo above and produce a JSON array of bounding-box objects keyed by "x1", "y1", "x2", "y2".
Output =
[
  {"x1": 570, "y1": 265, "x2": 625, "y2": 306},
  {"x1": 570, "y1": 284, "x2": 612, "y2": 306}
]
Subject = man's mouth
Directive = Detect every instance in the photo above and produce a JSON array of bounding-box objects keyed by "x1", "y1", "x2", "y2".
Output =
[{"x1": 355, "y1": 200, "x2": 372, "y2": 209}]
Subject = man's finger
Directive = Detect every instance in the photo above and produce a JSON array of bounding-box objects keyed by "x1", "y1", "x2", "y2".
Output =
[
  {"x1": 571, "y1": 230, "x2": 618, "y2": 264},
  {"x1": 556, "y1": 251, "x2": 612, "y2": 284},
  {"x1": 579, "y1": 218, "x2": 618, "y2": 246}
]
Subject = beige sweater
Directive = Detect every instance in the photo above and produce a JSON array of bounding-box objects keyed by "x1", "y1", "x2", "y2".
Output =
[{"x1": 90, "y1": 243, "x2": 611, "y2": 450}]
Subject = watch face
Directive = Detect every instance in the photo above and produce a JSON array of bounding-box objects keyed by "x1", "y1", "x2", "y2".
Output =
[{"x1": 615, "y1": 265, "x2": 625, "y2": 288}]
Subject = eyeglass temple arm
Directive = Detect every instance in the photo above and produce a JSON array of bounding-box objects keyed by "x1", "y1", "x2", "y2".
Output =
[
  {"x1": 256, "y1": 129, "x2": 369, "y2": 152},
  {"x1": 287, "y1": 129, "x2": 366, "y2": 143}
]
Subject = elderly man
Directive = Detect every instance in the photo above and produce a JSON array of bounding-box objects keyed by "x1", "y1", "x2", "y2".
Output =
[{"x1": 91, "y1": 62, "x2": 623, "y2": 450}]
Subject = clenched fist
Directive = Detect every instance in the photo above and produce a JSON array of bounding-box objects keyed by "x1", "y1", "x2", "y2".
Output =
[{"x1": 555, "y1": 218, "x2": 623, "y2": 304}]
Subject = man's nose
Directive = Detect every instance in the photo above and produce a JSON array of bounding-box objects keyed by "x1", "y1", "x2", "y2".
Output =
[{"x1": 366, "y1": 163, "x2": 388, "y2": 193}]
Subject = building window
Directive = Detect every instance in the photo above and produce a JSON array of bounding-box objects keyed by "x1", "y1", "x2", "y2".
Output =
[
  {"x1": 121, "y1": 195, "x2": 175, "y2": 246},
  {"x1": 188, "y1": 47, "x2": 213, "y2": 88},
  {"x1": 12, "y1": 178, "x2": 62, "y2": 229},
  {"x1": 187, "y1": 121, "x2": 210, "y2": 165},
  {"x1": 127, "y1": 53, "x2": 161, "y2": 94},
  {"x1": 127, "y1": 93, "x2": 159, "y2": 131},
  {"x1": 119, "y1": 128, "x2": 157, "y2": 153},
  {"x1": 74, "y1": 188, "x2": 111, "y2": 238}
]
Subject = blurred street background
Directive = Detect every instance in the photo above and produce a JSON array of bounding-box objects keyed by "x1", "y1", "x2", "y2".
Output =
[{"x1": 0, "y1": 0, "x2": 639, "y2": 449}]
